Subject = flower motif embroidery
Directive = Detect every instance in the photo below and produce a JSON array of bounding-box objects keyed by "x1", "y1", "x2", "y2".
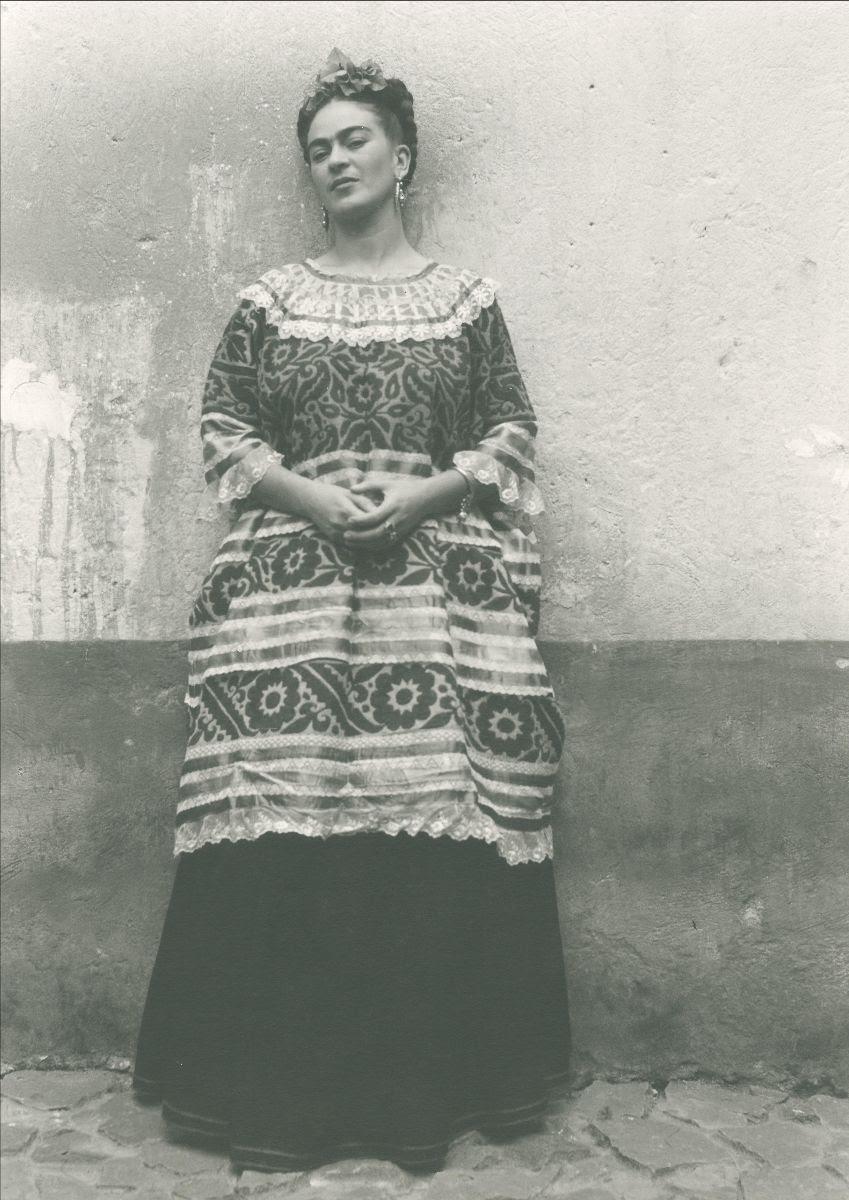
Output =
[
  {"x1": 342, "y1": 371, "x2": 395, "y2": 449},
  {"x1": 268, "y1": 536, "x2": 323, "y2": 588},
  {"x1": 350, "y1": 373, "x2": 382, "y2": 413},
  {"x1": 196, "y1": 562, "x2": 254, "y2": 622},
  {"x1": 354, "y1": 542, "x2": 409, "y2": 584},
  {"x1": 475, "y1": 696, "x2": 534, "y2": 754},
  {"x1": 372, "y1": 665, "x2": 437, "y2": 730},
  {"x1": 246, "y1": 671, "x2": 296, "y2": 733},
  {"x1": 443, "y1": 545, "x2": 496, "y2": 604},
  {"x1": 436, "y1": 339, "x2": 467, "y2": 372}
]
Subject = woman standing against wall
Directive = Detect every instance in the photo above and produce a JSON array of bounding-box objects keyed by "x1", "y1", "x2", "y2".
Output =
[{"x1": 132, "y1": 50, "x2": 571, "y2": 1174}]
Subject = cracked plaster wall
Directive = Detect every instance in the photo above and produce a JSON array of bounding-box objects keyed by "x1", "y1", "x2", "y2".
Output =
[{"x1": 2, "y1": 0, "x2": 847, "y2": 640}]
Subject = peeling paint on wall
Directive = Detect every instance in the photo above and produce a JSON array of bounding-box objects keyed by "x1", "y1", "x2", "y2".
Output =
[
  {"x1": 1, "y1": 301, "x2": 158, "y2": 639},
  {"x1": 785, "y1": 425, "x2": 849, "y2": 490},
  {"x1": 189, "y1": 163, "x2": 236, "y2": 280},
  {"x1": 1, "y1": 360, "x2": 83, "y2": 443}
]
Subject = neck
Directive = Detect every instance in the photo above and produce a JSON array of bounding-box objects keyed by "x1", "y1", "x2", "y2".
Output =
[{"x1": 325, "y1": 199, "x2": 419, "y2": 271}]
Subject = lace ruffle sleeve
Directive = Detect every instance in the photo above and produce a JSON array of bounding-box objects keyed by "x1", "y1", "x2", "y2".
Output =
[
  {"x1": 200, "y1": 299, "x2": 281, "y2": 509},
  {"x1": 452, "y1": 298, "x2": 544, "y2": 530}
]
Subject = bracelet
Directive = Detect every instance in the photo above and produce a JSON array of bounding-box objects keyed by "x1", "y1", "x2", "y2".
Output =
[{"x1": 457, "y1": 480, "x2": 473, "y2": 521}]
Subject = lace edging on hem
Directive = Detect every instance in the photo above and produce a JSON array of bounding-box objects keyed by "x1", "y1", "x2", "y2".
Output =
[{"x1": 174, "y1": 806, "x2": 553, "y2": 866}]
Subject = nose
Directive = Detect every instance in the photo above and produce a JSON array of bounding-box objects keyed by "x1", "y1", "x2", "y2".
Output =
[{"x1": 327, "y1": 142, "x2": 351, "y2": 172}]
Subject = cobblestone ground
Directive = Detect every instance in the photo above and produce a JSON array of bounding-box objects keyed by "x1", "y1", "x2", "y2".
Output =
[{"x1": 1, "y1": 1069, "x2": 848, "y2": 1200}]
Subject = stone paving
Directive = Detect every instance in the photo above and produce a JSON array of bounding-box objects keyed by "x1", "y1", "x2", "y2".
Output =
[{"x1": 1, "y1": 1068, "x2": 848, "y2": 1200}]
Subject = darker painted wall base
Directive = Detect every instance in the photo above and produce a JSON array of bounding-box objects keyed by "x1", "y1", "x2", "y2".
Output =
[{"x1": 2, "y1": 640, "x2": 847, "y2": 1088}]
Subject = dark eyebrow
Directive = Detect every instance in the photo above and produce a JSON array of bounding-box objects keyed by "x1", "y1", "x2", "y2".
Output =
[{"x1": 307, "y1": 125, "x2": 371, "y2": 153}]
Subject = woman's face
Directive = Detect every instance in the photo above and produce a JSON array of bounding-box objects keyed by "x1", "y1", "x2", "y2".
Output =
[{"x1": 306, "y1": 98, "x2": 409, "y2": 223}]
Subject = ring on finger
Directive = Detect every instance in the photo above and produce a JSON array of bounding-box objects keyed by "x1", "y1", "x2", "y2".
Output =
[{"x1": 385, "y1": 520, "x2": 399, "y2": 544}]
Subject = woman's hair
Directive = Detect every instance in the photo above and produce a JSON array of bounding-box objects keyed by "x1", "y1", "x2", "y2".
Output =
[{"x1": 297, "y1": 57, "x2": 418, "y2": 185}]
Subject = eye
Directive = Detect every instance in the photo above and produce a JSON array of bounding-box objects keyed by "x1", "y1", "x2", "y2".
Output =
[{"x1": 347, "y1": 139, "x2": 366, "y2": 149}]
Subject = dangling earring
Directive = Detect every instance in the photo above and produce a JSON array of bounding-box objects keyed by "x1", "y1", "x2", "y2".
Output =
[
  {"x1": 322, "y1": 206, "x2": 329, "y2": 231},
  {"x1": 395, "y1": 178, "x2": 407, "y2": 210}
]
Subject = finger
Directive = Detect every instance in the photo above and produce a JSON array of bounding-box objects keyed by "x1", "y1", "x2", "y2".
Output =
[
  {"x1": 348, "y1": 489, "x2": 383, "y2": 511},
  {"x1": 342, "y1": 487, "x2": 376, "y2": 506},
  {"x1": 343, "y1": 515, "x2": 400, "y2": 542},
  {"x1": 348, "y1": 486, "x2": 384, "y2": 509},
  {"x1": 348, "y1": 479, "x2": 384, "y2": 495},
  {"x1": 334, "y1": 493, "x2": 378, "y2": 522},
  {"x1": 344, "y1": 500, "x2": 393, "y2": 530}
]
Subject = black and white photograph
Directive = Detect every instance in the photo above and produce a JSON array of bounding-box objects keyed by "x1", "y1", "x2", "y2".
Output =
[{"x1": 1, "y1": 3, "x2": 847, "y2": 1198}]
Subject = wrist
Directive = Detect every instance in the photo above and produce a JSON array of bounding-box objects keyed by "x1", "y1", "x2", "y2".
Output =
[
  {"x1": 421, "y1": 469, "x2": 471, "y2": 519},
  {"x1": 452, "y1": 471, "x2": 473, "y2": 519},
  {"x1": 290, "y1": 474, "x2": 322, "y2": 522}
]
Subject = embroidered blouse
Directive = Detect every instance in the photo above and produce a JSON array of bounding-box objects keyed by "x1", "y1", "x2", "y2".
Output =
[{"x1": 176, "y1": 260, "x2": 565, "y2": 866}]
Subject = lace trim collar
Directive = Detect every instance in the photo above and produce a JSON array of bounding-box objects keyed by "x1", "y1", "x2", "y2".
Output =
[{"x1": 238, "y1": 261, "x2": 499, "y2": 346}]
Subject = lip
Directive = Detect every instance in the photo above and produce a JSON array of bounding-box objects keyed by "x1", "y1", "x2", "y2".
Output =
[{"x1": 330, "y1": 177, "x2": 358, "y2": 191}]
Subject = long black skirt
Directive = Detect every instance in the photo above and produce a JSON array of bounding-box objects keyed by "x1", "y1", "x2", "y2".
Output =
[{"x1": 132, "y1": 829, "x2": 571, "y2": 1173}]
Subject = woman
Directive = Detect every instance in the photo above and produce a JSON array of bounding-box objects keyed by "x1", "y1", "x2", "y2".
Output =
[{"x1": 132, "y1": 49, "x2": 571, "y2": 1175}]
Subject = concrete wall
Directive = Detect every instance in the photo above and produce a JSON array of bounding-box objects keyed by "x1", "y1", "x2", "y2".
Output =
[
  {"x1": 2, "y1": 1, "x2": 848, "y2": 1086},
  {"x1": 2, "y1": 0, "x2": 847, "y2": 640}
]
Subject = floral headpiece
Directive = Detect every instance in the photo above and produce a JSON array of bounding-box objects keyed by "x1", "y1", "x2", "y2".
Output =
[{"x1": 301, "y1": 47, "x2": 389, "y2": 113}]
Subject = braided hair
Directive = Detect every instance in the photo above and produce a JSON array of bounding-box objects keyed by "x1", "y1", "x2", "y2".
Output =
[{"x1": 297, "y1": 66, "x2": 418, "y2": 186}]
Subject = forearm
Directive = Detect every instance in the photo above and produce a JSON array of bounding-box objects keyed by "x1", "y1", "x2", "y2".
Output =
[
  {"x1": 248, "y1": 461, "x2": 318, "y2": 519},
  {"x1": 419, "y1": 468, "x2": 471, "y2": 519}
]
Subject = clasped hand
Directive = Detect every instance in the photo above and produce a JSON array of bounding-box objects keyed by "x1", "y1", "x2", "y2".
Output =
[{"x1": 306, "y1": 477, "x2": 432, "y2": 550}]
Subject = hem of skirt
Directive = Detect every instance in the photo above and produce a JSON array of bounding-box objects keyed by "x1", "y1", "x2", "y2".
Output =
[
  {"x1": 131, "y1": 1067, "x2": 572, "y2": 1172},
  {"x1": 173, "y1": 802, "x2": 554, "y2": 867}
]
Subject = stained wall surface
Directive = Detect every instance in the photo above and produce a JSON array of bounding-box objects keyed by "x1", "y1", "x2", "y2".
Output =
[
  {"x1": 2, "y1": 0, "x2": 847, "y2": 640},
  {"x1": 2, "y1": 1, "x2": 848, "y2": 1086},
  {"x1": 2, "y1": 639, "x2": 848, "y2": 1086}
]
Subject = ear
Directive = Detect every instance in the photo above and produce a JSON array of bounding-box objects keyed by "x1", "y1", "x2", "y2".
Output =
[{"x1": 394, "y1": 143, "x2": 411, "y2": 179}]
